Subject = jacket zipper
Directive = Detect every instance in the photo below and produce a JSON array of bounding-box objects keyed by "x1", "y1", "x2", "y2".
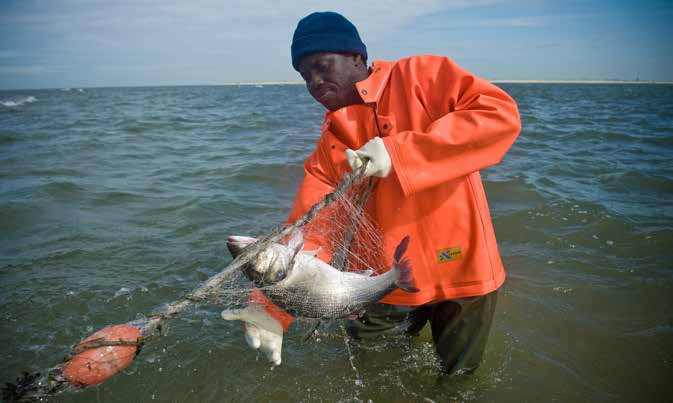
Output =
[{"x1": 371, "y1": 103, "x2": 384, "y2": 138}]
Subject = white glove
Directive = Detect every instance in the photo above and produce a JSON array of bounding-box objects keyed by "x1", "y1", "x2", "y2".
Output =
[
  {"x1": 345, "y1": 137, "x2": 393, "y2": 178},
  {"x1": 221, "y1": 304, "x2": 283, "y2": 365}
]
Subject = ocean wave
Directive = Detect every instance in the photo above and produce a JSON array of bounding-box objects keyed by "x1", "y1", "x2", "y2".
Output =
[
  {"x1": 1, "y1": 96, "x2": 37, "y2": 107},
  {"x1": 600, "y1": 171, "x2": 673, "y2": 194},
  {"x1": 88, "y1": 190, "x2": 148, "y2": 206},
  {"x1": 37, "y1": 181, "x2": 86, "y2": 200},
  {"x1": 0, "y1": 132, "x2": 19, "y2": 145}
]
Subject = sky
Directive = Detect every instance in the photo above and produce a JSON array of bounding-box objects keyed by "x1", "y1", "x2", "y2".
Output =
[{"x1": 1, "y1": 0, "x2": 672, "y2": 89}]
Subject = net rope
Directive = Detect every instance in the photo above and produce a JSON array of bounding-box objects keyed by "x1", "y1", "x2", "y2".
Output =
[{"x1": 4, "y1": 162, "x2": 388, "y2": 402}]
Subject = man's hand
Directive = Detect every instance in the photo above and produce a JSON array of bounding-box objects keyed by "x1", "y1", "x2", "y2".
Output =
[
  {"x1": 221, "y1": 304, "x2": 284, "y2": 365},
  {"x1": 345, "y1": 137, "x2": 392, "y2": 178}
]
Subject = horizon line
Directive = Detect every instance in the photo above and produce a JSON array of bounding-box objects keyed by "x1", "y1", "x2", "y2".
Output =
[{"x1": 2, "y1": 79, "x2": 673, "y2": 92}]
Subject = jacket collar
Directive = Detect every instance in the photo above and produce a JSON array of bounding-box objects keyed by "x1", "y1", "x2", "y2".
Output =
[
  {"x1": 322, "y1": 60, "x2": 394, "y2": 135},
  {"x1": 355, "y1": 60, "x2": 394, "y2": 104}
]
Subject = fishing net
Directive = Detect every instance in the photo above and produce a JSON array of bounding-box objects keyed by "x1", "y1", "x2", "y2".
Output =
[
  {"x1": 3, "y1": 164, "x2": 389, "y2": 401},
  {"x1": 211, "y1": 173, "x2": 387, "y2": 312}
]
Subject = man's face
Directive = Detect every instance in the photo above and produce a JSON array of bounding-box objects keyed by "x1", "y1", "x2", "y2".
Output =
[{"x1": 297, "y1": 53, "x2": 367, "y2": 111}]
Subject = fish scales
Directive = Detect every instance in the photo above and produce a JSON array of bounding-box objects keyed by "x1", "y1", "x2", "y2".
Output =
[
  {"x1": 261, "y1": 272, "x2": 397, "y2": 318},
  {"x1": 227, "y1": 230, "x2": 418, "y2": 319}
]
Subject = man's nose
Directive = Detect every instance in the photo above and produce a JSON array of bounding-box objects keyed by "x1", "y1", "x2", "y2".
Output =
[{"x1": 310, "y1": 74, "x2": 324, "y2": 89}]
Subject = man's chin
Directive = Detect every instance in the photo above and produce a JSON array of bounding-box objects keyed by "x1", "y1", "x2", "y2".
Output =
[
  {"x1": 312, "y1": 92, "x2": 341, "y2": 111},
  {"x1": 321, "y1": 98, "x2": 344, "y2": 111}
]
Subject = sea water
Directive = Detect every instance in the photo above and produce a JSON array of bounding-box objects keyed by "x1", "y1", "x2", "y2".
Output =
[{"x1": 1, "y1": 83, "x2": 671, "y2": 402}]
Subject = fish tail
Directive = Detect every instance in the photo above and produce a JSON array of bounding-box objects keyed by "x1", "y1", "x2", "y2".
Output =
[{"x1": 393, "y1": 236, "x2": 419, "y2": 293}]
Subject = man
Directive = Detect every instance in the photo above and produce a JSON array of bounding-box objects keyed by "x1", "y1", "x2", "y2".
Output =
[{"x1": 222, "y1": 11, "x2": 521, "y2": 374}]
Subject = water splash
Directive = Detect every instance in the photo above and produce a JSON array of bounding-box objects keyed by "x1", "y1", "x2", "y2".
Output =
[{"x1": 1, "y1": 96, "x2": 37, "y2": 107}]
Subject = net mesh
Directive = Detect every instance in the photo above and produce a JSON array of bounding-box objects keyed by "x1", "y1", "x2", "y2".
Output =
[
  {"x1": 209, "y1": 174, "x2": 387, "y2": 316},
  {"x1": 3, "y1": 166, "x2": 386, "y2": 401}
]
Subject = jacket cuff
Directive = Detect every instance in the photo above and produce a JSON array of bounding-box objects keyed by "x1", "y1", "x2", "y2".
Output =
[
  {"x1": 382, "y1": 135, "x2": 414, "y2": 197},
  {"x1": 249, "y1": 288, "x2": 294, "y2": 331}
]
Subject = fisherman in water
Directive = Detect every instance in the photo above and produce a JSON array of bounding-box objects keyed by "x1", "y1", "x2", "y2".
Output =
[{"x1": 223, "y1": 11, "x2": 521, "y2": 374}]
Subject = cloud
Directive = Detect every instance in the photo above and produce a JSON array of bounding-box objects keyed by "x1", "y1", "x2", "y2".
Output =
[
  {"x1": 0, "y1": 0, "x2": 505, "y2": 76},
  {"x1": 0, "y1": 50, "x2": 22, "y2": 59},
  {"x1": 2, "y1": 0, "x2": 671, "y2": 87},
  {"x1": 1, "y1": 1, "x2": 503, "y2": 36},
  {"x1": 534, "y1": 42, "x2": 561, "y2": 49},
  {"x1": 499, "y1": 17, "x2": 544, "y2": 28},
  {"x1": 0, "y1": 65, "x2": 61, "y2": 75},
  {"x1": 423, "y1": 16, "x2": 545, "y2": 31}
]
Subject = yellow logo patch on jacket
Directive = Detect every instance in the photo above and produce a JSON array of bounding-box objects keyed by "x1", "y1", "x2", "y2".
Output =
[{"x1": 436, "y1": 246, "x2": 462, "y2": 264}]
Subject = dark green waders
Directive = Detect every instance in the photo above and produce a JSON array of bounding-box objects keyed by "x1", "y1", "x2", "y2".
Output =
[{"x1": 346, "y1": 290, "x2": 499, "y2": 374}]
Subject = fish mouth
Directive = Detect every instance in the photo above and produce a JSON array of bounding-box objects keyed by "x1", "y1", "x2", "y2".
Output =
[{"x1": 226, "y1": 235, "x2": 257, "y2": 258}]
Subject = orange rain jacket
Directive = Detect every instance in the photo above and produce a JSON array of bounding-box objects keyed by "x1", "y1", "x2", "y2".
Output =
[{"x1": 285, "y1": 55, "x2": 521, "y2": 306}]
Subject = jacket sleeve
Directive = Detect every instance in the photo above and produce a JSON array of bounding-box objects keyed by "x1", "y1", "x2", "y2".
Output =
[
  {"x1": 382, "y1": 56, "x2": 522, "y2": 197},
  {"x1": 286, "y1": 150, "x2": 336, "y2": 226},
  {"x1": 285, "y1": 148, "x2": 337, "y2": 262}
]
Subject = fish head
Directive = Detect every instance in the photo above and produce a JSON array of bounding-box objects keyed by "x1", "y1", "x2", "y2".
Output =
[
  {"x1": 226, "y1": 235, "x2": 257, "y2": 258},
  {"x1": 248, "y1": 244, "x2": 293, "y2": 286},
  {"x1": 227, "y1": 235, "x2": 293, "y2": 287}
]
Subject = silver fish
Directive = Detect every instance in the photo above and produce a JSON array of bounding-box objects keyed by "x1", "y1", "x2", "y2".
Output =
[{"x1": 226, "y1": 230, "x2": 419, "y2": 319}]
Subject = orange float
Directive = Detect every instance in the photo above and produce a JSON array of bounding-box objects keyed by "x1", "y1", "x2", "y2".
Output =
[{"x1": 62, "y1": 324, "x2": 142, "y2": 386}]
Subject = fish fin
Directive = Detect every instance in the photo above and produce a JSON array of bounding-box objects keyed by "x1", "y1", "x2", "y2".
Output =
[
  {"x1": 359, "y1": 268, "x2": 375, "y2": 277},
  {"x1": 286, "y1": 229, "x2": 304, "y2": 273},
  {"x1": 393, "y1": 236, "x2": 419, "y2": 293},
  {"x1": 394, "y1": 235, "x2": 410, "y2": 262},
  {"x1": 288, "y1": 228, "x2": 304, "y2": 252},
  {"x1": 302, "y1": 247, "x2": 321, "y2": 258}
]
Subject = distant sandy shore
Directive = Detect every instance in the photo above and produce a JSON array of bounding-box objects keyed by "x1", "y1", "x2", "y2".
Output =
[
  {"x1": 227, "y1": 79, "x2": 673, "y2": 86},
  {"x1": 3, "y1": 80, "x2": 672, "y2": 92},
  {"x1": 490, "y1": 79, "x2": 673, "y2": 84},
  {"x1": 228, "y1": 81, "x2": 303, "y2": 85}
]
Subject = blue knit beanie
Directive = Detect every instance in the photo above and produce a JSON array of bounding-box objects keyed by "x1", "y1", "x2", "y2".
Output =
[{"x1": 291, "y1": 11, "x2": 367, "y2": 71}]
